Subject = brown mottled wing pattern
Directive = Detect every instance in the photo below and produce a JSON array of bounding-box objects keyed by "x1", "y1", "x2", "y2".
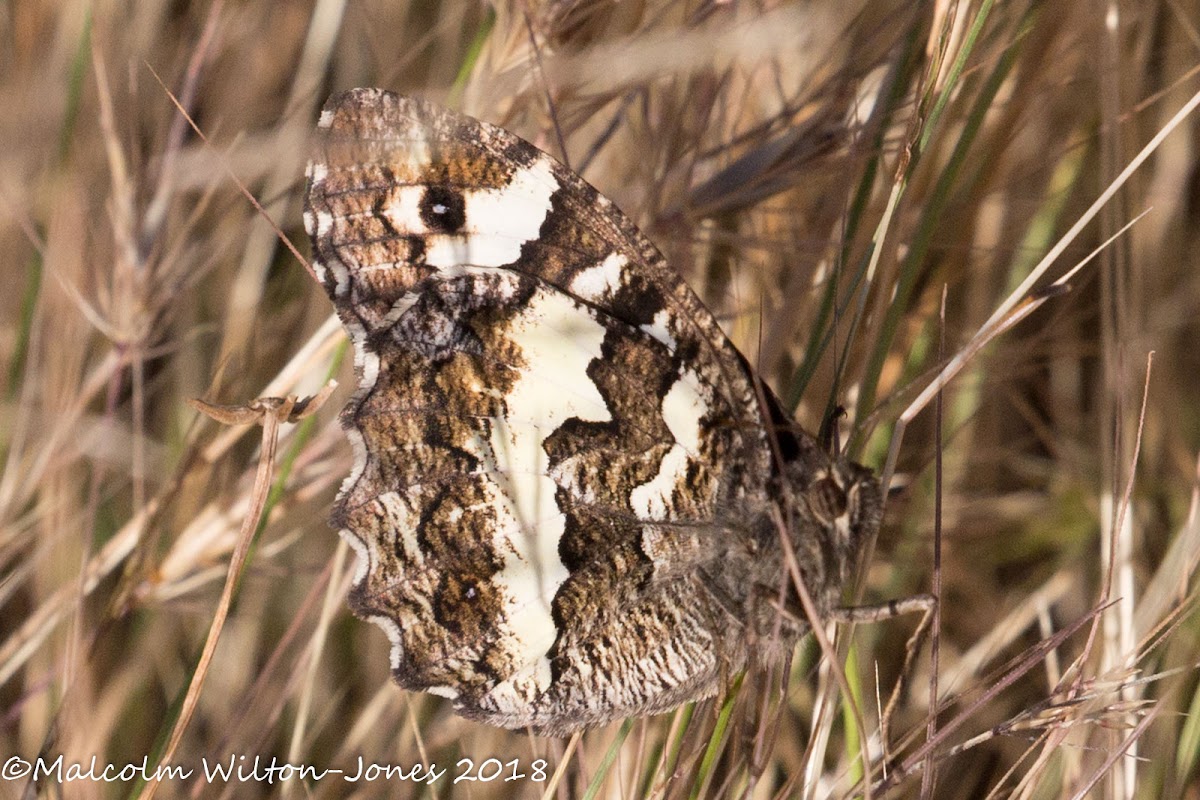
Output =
[{"x1": 303, "y1": 89, "x2": 879, "y2": 735}]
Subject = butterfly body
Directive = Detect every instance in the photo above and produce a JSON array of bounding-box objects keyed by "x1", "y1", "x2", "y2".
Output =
[{"x1": 304, "y1": 88, "x2": 880, "y2": 735}]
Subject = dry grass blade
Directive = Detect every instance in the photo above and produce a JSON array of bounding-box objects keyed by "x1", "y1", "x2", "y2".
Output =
[
  {"x1": 878, "y1": 605, "x2": 1106, "y2": 794},
  {"x1": 140, "y1": 390, "x2": 331, "y2": 800}
]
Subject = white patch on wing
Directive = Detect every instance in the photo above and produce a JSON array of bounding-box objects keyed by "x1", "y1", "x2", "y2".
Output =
[
  {"x1": 338, "y1": 527, "x2": 371, "y2": 587},
  {"x1": 640, "y1": 307, "x2": 677, "y2": 350},
  {"x1": 317, "y1": 210, "x2": 334, "y2": 237},
  {"x1": 631, "y1": 445, "x2": 689, "y2": 519},
  {"x1": 383, "y1": 186, "x2": 428, "y2": 232},
  {"x1": 376, "y1": 492, "x2": 423, "y2": 562},
  {"x1": 365, "y1": 613, "x2": 405, "y2": 671},
  {"x1": 343, "y1": 424, "x2": 370, "y2": 502},
  {"x1": 383, "y1": 290, "x2": 421, "y2": 328},
  {"x1": 480, "y1": 677, "x2": 528, "y2": 716},
  {"x1": 353, "y1": 342, "x2": 381, "y2": 413},
  {"x1": 338, "y1": 318, "x2": 378, "y2": 518},
  {"x1": 309, "y1": 254, "x2": 329, "y2": 286},
  {"x1": 316, "y1": 250, "x2": 353, "y2": 299},
  {"x1": 423, "y1": 156, "x2": 558, "y2": 268},
  {"x1": 630, "y1": 370, "x2": 708, "y2": 520},
  {"x1": 459, "y1": 285, "x2": 612, "y2": 698},
  {"x1": 569, "y1": 252, "x2": 627, "y2": 300},
  {"x1": 661, "y1": 371, "x2": 705, "y2": 451},
  {"x1": 307, "y1": 162, "x2": 328, "y2": 187},
  {"x1": 303, "y1": 188, "x2": 343, "y2": 289}
]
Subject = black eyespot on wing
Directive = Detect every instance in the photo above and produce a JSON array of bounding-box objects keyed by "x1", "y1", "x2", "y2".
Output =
[{"x1": 421, "y1": 186, "x2": 467, "y2": 233}]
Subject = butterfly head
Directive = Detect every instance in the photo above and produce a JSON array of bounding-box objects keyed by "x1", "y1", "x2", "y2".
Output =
[
  {"x1": 801, "y1": 459, "x2": 882, "y2": 559},
  {"x1": 760, "y1": 439, "x2": 883, "y2": 627}
]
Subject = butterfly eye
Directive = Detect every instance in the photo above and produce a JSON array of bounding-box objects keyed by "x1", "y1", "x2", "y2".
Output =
[
  {"x1": 806, "y1": 476, "x2": 848, "y2": 526},
  {"x1": 420, "y1": 185, "x2": 466, "y2": 233}
]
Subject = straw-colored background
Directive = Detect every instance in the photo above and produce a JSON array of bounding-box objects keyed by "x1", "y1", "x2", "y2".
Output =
[{"x1": 2, "y1": 2, "x2": 1200, "y2": 798}]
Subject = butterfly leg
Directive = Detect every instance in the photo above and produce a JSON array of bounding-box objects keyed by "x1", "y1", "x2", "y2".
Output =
[
  {"x1": 831, "y1": 594, "x2": 937, "y2": 760},
  {"x1": 750, "y1": 577, "x2": 824, "y2": 639}
]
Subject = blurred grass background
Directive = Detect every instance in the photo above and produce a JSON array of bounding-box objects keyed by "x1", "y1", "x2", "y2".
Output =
[{"x1": 3, "y1": 1, "x2": 1200, "y2": 798}]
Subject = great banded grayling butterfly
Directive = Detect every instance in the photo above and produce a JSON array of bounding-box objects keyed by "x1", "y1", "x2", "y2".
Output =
[{"x1": 303, "y1": 88, "x2": 884, "y2": 735}]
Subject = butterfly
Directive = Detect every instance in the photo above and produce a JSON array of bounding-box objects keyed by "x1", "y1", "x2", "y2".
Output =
[{"x1": 302, "y1": 88, "x2": 882, "y2": 736}]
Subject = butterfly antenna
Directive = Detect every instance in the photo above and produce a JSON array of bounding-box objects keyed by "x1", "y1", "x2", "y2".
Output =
[
  {"x1": 825, "y1": 213, "x2": 848, "y2": 449},
  {"x1": 750, "y1": 290, "x2": 794, "y2": 477},
  {"x1": 818, "y1": 404, "x2": 847, "y2": 456}
]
